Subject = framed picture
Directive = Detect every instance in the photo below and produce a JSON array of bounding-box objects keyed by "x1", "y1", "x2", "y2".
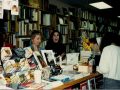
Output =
[
  {"x1": 33, "y1": 51, "x2": 47, "y2": 69},
  {"x1": 41, "y1": 50, "x2": 56, "y2": 66}
]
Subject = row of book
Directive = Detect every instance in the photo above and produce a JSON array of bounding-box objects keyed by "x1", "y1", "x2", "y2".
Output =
[
  {"x1": 78, "y1": 9, "x2": 118, "y2": 28},
  {"x1": 19, "y1": 6, "x2": 39, "y2": 21},
  {"x1": 57, "y1": 24, "x2": 68, "y2": 35},
  {"x1": 18, "y1": 20, "x2": 38, "y2": 36},
  {"x1": 79, "y1": 10, "x2": 97, "y2": 22},
  {"x1": 80, "y1": 21, "x2": 96, "y2": 31}
]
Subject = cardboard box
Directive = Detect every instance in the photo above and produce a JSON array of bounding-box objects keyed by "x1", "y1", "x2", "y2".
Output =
[{"x1": 78, "y1": 65, "x2": 89, "y2": 73}]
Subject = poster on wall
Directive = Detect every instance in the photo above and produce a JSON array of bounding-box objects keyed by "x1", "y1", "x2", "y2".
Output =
[
  {"x1": 11, "y1": 0, "x2": 19, "y2": 15},
  {"x1": 0, "y1": 0, "x2": 3, "y2": 19},
  {"x1": 3, "y1": 0, "x2": 12, "y2": 10}
]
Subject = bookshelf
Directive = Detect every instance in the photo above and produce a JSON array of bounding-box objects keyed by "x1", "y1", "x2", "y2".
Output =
[
  {"x1": 56, "y1": 14, "x2": 69, "y2": 44},
  {"x1": 15, "y1": 0, "x2": 41, "y2": 47},
  {"x1": 0, "y1": 10, "x2": 17, "y2": 46},
  {"x1": 18, "y1": 1, "x2": 119, "y2": 52},
  {"x1": 79, "y1": 9, "x2": 119, "y2": 38},
  {"x1": 66, "y1": 7, "x2": 120, "y2": 52},
  {"x1": 17, "y1": 5, "x2": 40, "y2": 36},
  {"x1": 57, "y1": 24, "x2": 68, "y2": 44},
  {"x1": 67, "y1": 12, "x2": 81, "y2": 52},
  {"x1": 1, "y1": 0, "x2": 119, "y2": 50}
]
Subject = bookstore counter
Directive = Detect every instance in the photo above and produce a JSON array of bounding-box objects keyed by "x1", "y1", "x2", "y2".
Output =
[{"x1": 0, "y1": 47, "x2": 103, "y2": 90}]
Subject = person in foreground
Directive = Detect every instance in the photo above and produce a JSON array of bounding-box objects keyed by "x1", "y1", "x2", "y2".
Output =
[
  {"x1": 45, "y1": 30, "x2": 66, "y2": 58},
  {"x1": 97, "y1": 32, "x2": 120, "y2": 89}
]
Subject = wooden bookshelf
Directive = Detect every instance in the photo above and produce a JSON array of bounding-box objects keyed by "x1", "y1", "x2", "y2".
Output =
[{"x1": 1, "y1": 0, "x2": 119, "y2": 49}]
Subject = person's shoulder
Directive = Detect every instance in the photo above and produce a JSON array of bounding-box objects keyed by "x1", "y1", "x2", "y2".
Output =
[
  {"x1": 103, "y1": 45, "x2": 120, "y2": 51},
  {"x1": 104, "y1": 44, "x2": 112, "y2": 48},
  {"x1": 107, "y1": 45, "x2": 119, "y2": 48}
]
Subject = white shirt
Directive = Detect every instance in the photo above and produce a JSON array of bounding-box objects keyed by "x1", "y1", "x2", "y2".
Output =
[{"x1": 97, "y1": 45, "x2": 120, "y2": 80}]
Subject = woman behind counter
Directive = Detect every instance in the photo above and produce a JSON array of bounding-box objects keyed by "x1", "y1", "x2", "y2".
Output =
[
  {"x1": 45, "y1": 30, "x2": 66, "y2": 57},
  {"x1": 30, "y1": 30, "x2": 47, "y2": 68},
  {"x1": 30, "y1": 30, "x2": 44, "y2": 51}
]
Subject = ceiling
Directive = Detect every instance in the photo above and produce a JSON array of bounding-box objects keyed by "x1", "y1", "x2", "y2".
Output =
[{"x1": 61, "y1": 0, "x2": 120, "y2": 18}]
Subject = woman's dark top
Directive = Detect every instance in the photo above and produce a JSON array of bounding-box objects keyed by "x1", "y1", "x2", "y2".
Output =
[{"x1": 45, "y1": 42, "x2": 66, "y2": 57}]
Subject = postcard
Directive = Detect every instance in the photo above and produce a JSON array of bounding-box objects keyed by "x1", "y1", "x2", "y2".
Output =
[{"x1": 11, "y1": 0, "x2": 19, "y2": 15}]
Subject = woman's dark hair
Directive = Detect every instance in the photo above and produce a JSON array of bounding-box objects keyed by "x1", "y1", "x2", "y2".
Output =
[
  {"x1": 48, "y1": 30, "x2": 62, "y2": 44},
  {"x1": 89, "y1": 38, "x2": 97, "y2": 44},
  {"x1": 31, "y1": 30, "x2": 43, "y2": 41},
  {"x1": 100, "y1": 32, "x2": 120, "y2": 52},
  {"x1": 45, "y1": 30, "x2": 65, "y2": 56}
]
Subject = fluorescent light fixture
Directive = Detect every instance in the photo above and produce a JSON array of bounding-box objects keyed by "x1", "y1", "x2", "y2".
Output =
[
  {"x1": 117, "y1": 16, "x2": 120, "y2": 18},
  {"x1": 89, "y1": 1, "x2": 112, "y2": 9}
]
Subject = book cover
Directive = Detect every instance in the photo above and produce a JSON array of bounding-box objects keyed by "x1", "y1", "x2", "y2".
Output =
[
  {"x1": 80, "y1": 81, "x2": 88, "y2": 90},
  {"x1": 19, "y1": 58, "x2": 30, "y2": 71},
  {"x1": 1, "y1": 47, "x2": 12, "y2": 62},
  {"x1": 42, "y1": 0, "x2": 49, "y2": 10},
  {"x1": 41, "y1": 50, "x2": 56, "y2": 66},
  {"x1": 3, "y1": 60, "x2": 16, "y2": 74},
  {"x1": 43, "y1": 14, "x2": 51, "y2": 26},
  {"x1": 50, "y1": 75, "x2": 71, "y2": 82},
  {"x1": 87, "y1": 78, "x2": 96, "y2": 90},
  {"x1": 25, "y1": 83, "x2": 43, "y2": 89},
  {"x1": 11, "y1": 0, "x2": 19, "y2": 15},
  {"x1": 33, "y1": 51, "x2": 47, "y2": 68}
]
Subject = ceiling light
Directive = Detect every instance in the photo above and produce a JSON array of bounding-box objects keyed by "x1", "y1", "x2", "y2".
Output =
[
  {"x1": 89, "y1": 1, "x2": 112, "y2": 9},
  {"x1": 117, "y1": 16, "x2": 120, "y2": 18}
]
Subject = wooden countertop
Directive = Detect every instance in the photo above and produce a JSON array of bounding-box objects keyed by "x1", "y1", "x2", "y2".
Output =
[{"x1": 52, "y1": 72, "x2": 102, "y2": 90}]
